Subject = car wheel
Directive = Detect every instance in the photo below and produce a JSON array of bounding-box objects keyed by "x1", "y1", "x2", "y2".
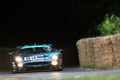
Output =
[
  {"x1": 12, "y1": 64, "x2": 17, "y2": 73},
  {"x1": 58, "y1": 62, "x2": 63, "y2": 71},
  {"x1": 12, "y1": 69, "x2": 17, "y2": 73},
  {"x1": 12, "y1": 71, "x2": 16, "y2": 73},
  {"x1": 58, "y1": 68, "x2": 63, "y2": 71}
]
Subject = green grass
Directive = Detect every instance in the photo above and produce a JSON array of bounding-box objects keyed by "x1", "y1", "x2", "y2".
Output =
[
  {"x1": 83, "y1": 63, "x2": 114, "y2": 70},
  {"x1": 0, "y1": 77, "x2": 22, "y2": 80},
  {"x1": 83, "y1": 63, "x2": 97, "y2": 69},
  {"x1": 39, "y1": 75, "x2": 120, "y2": 80}
]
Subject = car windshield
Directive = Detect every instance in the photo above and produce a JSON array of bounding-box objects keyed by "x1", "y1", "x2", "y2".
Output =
[{"x1": 18, "y1": 47, "x2": 52, "y2": 54}]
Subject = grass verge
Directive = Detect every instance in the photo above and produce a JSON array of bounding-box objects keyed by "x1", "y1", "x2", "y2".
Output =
[
  {"x1": 39, "y1": 75, "x2": 120, "y2": 80},
  {"x1": 82, "y1": 63, "x2": 120, "y2": 70},
  {"x1": 0, "y1": 77, "x2": 22, "y2": 80}
]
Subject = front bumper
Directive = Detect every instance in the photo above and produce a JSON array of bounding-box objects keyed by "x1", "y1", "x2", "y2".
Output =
[{"x1": 12, "y1": 61, "x2": 62, "y2": 72}]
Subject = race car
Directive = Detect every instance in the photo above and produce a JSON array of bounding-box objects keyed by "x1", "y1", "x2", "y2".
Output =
[{"x1": 8, "y1": 44, "x2": 63, "y2": 73}]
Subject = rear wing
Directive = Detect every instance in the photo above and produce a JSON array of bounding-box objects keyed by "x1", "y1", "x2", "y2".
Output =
[{"x1": 16, "y1": 44, "x2": 53, "y2": 49}]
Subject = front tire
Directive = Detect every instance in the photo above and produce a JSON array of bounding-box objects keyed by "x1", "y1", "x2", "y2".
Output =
[
  {"x1": 58, "y1": 63, "x2": 63, "y2": 71},
  {"x1": 12, "y1": 68, "x2": 17, "y2": 73},
  {"x1": 58, "y1": 57, "x2": 63, "y2": 71},
  {"x1": 11, "y1": 62, "x2": 17, "y2": 73}
]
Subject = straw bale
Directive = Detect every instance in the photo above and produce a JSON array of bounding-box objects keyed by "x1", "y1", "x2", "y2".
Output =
[{"x1": 76, "y1": 33, "x2": 120, "y2": 67}]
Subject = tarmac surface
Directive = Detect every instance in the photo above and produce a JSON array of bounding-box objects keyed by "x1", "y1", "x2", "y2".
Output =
[{"x1": 0, "y1": 67, "x2": 120, "y2": 80}]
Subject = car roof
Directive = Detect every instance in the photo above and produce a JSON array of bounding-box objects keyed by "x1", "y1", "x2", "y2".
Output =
[{"x1": 21, "y1": 45, "x2": 50, "y2": 49}]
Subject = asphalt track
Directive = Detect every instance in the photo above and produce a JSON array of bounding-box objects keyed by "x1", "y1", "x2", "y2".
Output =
[{"x1": 0, "y1": 67, "x2": 120, "y2": 80}]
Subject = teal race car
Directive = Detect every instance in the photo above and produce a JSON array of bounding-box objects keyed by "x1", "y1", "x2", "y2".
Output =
[{"x1": 8, "y1": 44, "x2": 63, "y2": 73}]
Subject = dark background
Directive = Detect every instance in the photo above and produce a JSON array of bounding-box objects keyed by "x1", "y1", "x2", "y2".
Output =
[
  {"x1": 0, "y1": 0, "x2": 120, "y2": 69},
  {"x1": 1, "y1": 0, "x2": 120, "y2": 48}
]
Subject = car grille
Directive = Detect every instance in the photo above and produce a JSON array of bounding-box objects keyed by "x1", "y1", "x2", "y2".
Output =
[
  {"x1": 24, "y1": 55, "x2": 44, "y2": 61},
  {"x1": 26, "y1": 66, "x2": 49, "y2": 71},
  {"x1": 25, "y1": 62, "x2": 50, "y2": 71},
  {"x1": 25, "y1": 62, "x2": 50, "y2": 65}
]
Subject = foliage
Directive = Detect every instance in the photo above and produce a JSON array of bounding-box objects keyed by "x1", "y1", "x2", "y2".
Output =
[
  {"x1": 1, "y1": 0, "x2": 120, "y2": 47},
  {"x1": 67, "y1": 0, "x2": 120, "y2": 38},
  {"x1": 97, "y1": 65, "x2": 112, "y2": 70},
  {"x1": 97, "y1": 14, "x2": 120, "y2": 36},
  {"x1": 83, "y1": 63, "x2": 97, "y2": 69},
  {"x1": 83, "y1": 63, "x2": 113, "y2": 70}
]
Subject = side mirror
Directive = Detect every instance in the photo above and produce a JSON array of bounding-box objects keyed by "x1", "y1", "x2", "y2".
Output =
[
  {"x1": 8, "y1": 51, "x2": 17, "y2": 55},
  {"x1": 8, "y1": 53, "x2": 13, "y2": 55},
  {"x1": 59, "y1": 49, "x2": 63, "y2": 52}
]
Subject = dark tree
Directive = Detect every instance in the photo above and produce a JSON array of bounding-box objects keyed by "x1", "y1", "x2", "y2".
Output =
[{"x1": 0, "y1": 0, "x2": 120, "y2": 47}]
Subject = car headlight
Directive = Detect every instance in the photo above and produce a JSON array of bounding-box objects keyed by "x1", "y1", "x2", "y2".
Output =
[
  {"x1": 52, "y1": 55, "x2": 58, "y2": 60},
  {"x1": 18, "y1": 63, "x2": 23, "y2": 67},
  {"x1": 51, "y1": 61, "x2": 58, "y2": 65},
  {"x1": 15, "y1": 56, "x2": 22, "y2": 62}
]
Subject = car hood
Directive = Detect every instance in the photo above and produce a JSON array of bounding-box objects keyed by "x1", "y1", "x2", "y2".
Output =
[
  {"x1": 21, "y1": 53, "x2": 48, "y2": 57},
  {"x1": 17, "y1": 52, "x2": 60, "y2": 58}
]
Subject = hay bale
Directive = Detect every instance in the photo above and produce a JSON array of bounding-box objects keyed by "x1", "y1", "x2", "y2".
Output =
[
  {"x1": 76, "y1": 33, "x2": 120, "y2": 67},
  {"x1": 111, "y1": 34, "x2": 120, "y2": 66},
  {"x1": 77, "y1": 38, "x2": 95, "y2": 67}
]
